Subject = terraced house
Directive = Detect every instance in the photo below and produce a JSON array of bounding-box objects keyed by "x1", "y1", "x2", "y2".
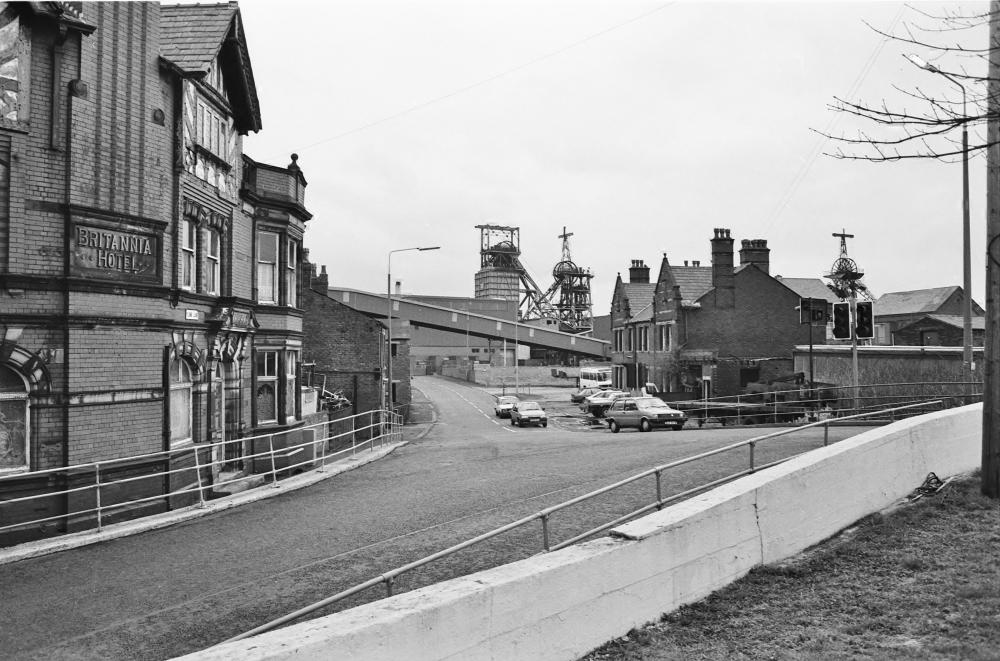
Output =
[
  {"x1": 0, "y1": 2, "x2": 313, "y2": 543},
  {"x1": 610, "y1": 229, "x2": 832, "y2": 397}
]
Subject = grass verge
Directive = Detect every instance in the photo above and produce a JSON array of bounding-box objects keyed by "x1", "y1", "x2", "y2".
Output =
[{"x1": 582, "y1": 473, "x2": 1000, "y2": 660}]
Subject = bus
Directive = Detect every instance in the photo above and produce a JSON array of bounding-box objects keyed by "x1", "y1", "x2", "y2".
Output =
[{"x1": 579, "y1": 366, "x2": 613, "y2": 389}]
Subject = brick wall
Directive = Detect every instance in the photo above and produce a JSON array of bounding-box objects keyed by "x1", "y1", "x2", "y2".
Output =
[{"x1": 301, "y1": 288, "x2": 387, "y2": 416}]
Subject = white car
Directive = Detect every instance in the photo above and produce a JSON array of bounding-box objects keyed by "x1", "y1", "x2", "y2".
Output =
[{"x1": 495, "y1": 395, "x2": 518, "y2": 418}]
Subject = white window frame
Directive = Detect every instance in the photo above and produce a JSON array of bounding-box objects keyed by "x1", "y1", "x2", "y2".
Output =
[
  {"x1": 180, "y1": 218, "x2": 195, "y2": 291},
  {"x1": 169, "y1": 359, "x2": 194, "y2": 449},
  {"x1": 256, "y1": 231, "x2": 279, "y2": 304},
  {"x1": 206, "y1": 229, "x2": 220, "y2": 296},
  {"x1": 285, "y1": 240, "x2": 297, "y2": 308},
  {"x1": 285, "y1": 351, "x2": 297, "y2": 420},
  {"x1": 256, "y1": 350, "x2": 279, "y2": 424}
]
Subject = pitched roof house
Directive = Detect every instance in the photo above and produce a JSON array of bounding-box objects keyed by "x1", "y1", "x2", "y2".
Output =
[
  {"x1": 873, "y1": 287, "x2": 984, "y2": 345},
  {"x1": 610, "y1": 229, "x2": 828, "y2": 397}
]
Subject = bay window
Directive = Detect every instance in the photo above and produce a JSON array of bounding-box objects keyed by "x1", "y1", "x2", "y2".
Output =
[
  {"x1": 285, "y1": 351, "x2": 297, "y2": 419},
  {"x1": 256, "y1": 231, "x2": 278, "y2": 304},
  {"x1": 285, "y1": 241, "x2": 298, "y2": 308}
]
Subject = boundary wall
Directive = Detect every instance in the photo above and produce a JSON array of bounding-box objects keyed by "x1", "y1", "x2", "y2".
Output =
[{"x1": 178, "y1": 404, "x2": 982, "y2": 661}]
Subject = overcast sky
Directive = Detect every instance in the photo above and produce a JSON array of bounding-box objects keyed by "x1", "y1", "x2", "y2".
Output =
[{"x1": 238, "y1": 1, "x2": 990, "y2": 311}]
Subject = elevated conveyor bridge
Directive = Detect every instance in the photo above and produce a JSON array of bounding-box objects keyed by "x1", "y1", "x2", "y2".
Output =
[{"x1": 327, "y1": 287, "x2": 609, "y2": 359}]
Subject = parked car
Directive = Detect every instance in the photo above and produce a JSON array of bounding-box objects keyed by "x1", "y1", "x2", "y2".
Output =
[
  {"x1": 581, "y1": 390, "x2": 628, "y2": 417},
  {"x1": 570, "y1": 386, "x2": 603, "y2": 404},
  {"x1": 510, "y1": 401, "x2": 548, "y2": 427},
  {"x1": 495, "y1": 395, "x2": 519, "y2": 418},
  {"x1": 604, "y1": 397, "x2": 687, "y2": 432}
]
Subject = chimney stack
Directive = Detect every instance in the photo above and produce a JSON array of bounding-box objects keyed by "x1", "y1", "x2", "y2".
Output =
[
  {"x1": 710, "y1": 228, "x2": 735, "y2": 308},
  {"x1": 628, "y1": 259, "x2": 650, "y2": 284},
  {"x1": 739, "y1": 239, "x2": 770, "y2": 275}
]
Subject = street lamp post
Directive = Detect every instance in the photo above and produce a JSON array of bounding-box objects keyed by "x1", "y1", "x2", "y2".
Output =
[
  {"x1": 386, "y1": 246, "x2": 440, "y2": 415},
  {"x1": 907, "y1": 54, "x2": 974, "y2": 376}
]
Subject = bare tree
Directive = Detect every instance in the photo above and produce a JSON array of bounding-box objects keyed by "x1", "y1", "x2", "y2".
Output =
[
  {"x1": 822, "y1": 4, "x2": 1000, "y2": 498},
  {"x1": 820, "y1": 5, "x2": 997, "y2": 162}
]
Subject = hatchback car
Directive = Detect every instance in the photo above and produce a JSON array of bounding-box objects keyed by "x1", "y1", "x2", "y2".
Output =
[
  {"x1": 604, "y1": 397, "x2": 687, "y2": 432},
  {"x1": 494, "y1": 395, "x2": 519, "y2": 418},
  {"x1": 510, "y1": 401, "x2": 548, "y2": 427}
]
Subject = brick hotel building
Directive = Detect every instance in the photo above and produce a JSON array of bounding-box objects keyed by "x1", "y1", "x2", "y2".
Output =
[{"x1": 0, "y1": 2, "x2": 314, "y2": 538}]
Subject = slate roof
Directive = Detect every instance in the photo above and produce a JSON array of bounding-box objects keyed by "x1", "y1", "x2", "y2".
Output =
[
  {"x1": 622, "y1": 283, "x2": 656, "y2": 321},
  {"x1": 160, "y1": 2, "x2": 262, "y2": 133},
  {"x1": 160, "y1": 3, "x2": 237, "y2": 74},
  {"x1": 899, "y1": 314, "x2": 986, "y2": 331},
  {"x1": 776, "y1": 277, "x2": 839, "y2": 303},
  {"x1": 670, "y1": 266, "x2": 714, "y2": 302},
  {"x1": 874, "y1": 287, "x2": 959, "y2": 316}
]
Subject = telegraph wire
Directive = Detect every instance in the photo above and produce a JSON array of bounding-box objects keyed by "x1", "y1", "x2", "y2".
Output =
[
  {"x1": 288, "y1": 3, "x2": 676, "y2": 156},
  {"x1": 760, "y1": 3, "x2": 907, "y2": 235}
]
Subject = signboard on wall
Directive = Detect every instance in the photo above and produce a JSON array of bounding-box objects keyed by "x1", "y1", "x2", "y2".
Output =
[{"x1": 70, "y1": 221, "x2": 161, "y2": 284}]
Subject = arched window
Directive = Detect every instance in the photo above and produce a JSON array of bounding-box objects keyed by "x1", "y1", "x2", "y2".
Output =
[
  {"x1": 169, "y1": 359, "x2": 194, "y2": 448},
  {"x1": 0, "y1": 365, "x2": 28, "y2": 471}
]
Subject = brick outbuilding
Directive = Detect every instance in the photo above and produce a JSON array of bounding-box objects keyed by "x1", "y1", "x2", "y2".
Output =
[{"x1": 610, "y1": 229, "x2": 831, "y2": 397}]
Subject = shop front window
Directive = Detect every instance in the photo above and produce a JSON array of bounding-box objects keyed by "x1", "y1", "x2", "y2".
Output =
[
  {"x1": 0, "y1": 365, "x2": 27, "y2": 471},
  {"x1": 169, "y1": 359, "x2": 194, "y2": 448},
  {"x1": 255, "y1": 350, "x2": 278, "y2": 424}
]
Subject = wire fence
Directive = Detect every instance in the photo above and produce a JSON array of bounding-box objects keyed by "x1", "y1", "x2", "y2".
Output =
[
  {"x1": 225, "y1": 399, "x2": 941, "y2": 643},
  {"x1": 0, "y1": 410, "x2": 403, "y2": 546},
  {"x1": 666, "y1": 381, "x2": 980, "y2": 427}
]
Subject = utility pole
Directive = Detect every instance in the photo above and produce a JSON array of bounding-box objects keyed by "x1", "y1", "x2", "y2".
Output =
[
  {"x1": 982, "y1": 0, "x2": 1000, "y2": 498},
  {"x1": 825, "y1": 230, "x2": 867, "y2": 413}
]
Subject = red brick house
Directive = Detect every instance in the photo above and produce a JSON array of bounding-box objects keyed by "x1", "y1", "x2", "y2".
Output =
[
  {"x1": 0, "y1": 2, "x2": 313, "y2": 541},
  {"x1": 301, "y1": 259, "x2": 412, "y2": 419},
  {"x1": 610, "y1": 229, "x2": 829, "y2": 397}
]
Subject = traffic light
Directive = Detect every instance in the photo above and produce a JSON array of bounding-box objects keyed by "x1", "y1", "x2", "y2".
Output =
[
  {"x1": 799, "y1": 298, "x2": 828, "y2": 325},
  {"x1": 855, "y1": 301, "x2": 874, "y2": 339},
  {"x1": 832, "y1": 302, "x2": 851, "y2": 339}
]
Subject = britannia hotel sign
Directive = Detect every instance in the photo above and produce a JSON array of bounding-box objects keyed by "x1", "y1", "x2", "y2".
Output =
[{"x1": 71, "y1": 223, "x2": 161, "y2": 283}]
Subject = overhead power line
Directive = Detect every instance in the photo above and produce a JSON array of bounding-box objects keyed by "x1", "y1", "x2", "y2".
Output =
[
  {"x1": 760, "y1": 3, "x2": 906, "y2": 234},
  {"x1": 290, "y1": 2, "x2": 675, "y2": 156}
]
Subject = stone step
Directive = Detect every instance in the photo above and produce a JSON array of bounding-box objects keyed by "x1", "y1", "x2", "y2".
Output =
[{"x1": 213, "y1": 471, "x2": 266, "y2": 496}]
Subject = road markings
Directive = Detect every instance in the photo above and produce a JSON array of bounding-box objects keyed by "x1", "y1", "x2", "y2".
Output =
[{"x1": 438, "y1": 384, "x2": 515, "y2": 432}]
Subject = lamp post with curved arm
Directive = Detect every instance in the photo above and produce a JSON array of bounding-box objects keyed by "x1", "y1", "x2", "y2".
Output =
[{"x1": 386, "y1": 247, "x2": 440, "y2": 415}]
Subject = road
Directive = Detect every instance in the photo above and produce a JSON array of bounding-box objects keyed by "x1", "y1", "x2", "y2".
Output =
[{"x1": 0, "y1": 376, "x2": 865, "y2": 660}]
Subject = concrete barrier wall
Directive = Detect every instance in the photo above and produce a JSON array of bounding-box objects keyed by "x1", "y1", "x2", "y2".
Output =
[{"x1": 179, "y1": 404, "x2": 982, "y2": 661}]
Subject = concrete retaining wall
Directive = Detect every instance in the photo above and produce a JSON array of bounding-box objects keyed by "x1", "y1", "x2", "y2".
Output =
[{"x1": 179, "y1": 404, "x2": 982, "y2": 661}]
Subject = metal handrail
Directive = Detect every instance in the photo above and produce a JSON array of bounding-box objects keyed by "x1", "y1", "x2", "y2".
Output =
[
  {"x1": 0, "y1": 409, "x2": 403, "y2": 537},
  {"x1": 226, "y1": 399, "x2": 941, "y2": 643}
]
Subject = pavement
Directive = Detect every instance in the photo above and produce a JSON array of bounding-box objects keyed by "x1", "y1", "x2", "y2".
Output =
[{"x1": 0, "y1": 388, "x2": 438, "y2": 567}]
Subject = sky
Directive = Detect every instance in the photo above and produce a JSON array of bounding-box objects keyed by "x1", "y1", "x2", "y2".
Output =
[{"x1": 237, "y1": 0, "x2": 991, "y2": 312}]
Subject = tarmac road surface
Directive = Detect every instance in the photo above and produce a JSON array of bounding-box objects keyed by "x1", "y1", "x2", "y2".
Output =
[{"x1": 0, "y1": 375, "x2": 865, "y2": 660}]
